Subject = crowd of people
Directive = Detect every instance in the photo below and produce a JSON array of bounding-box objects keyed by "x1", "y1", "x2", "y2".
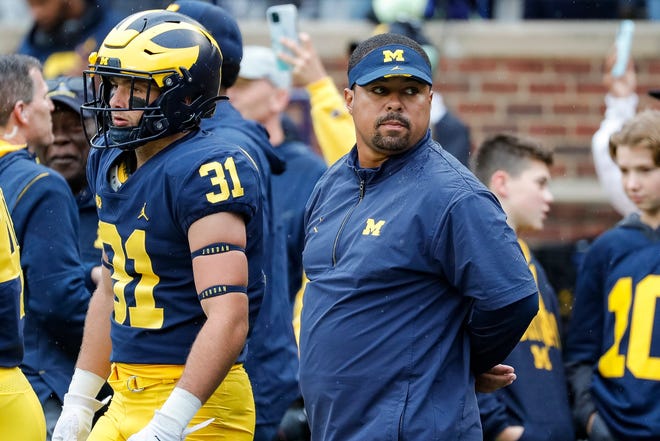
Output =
[{"x1": 0, "y1": 0, "x2": 658, "y2": 441}]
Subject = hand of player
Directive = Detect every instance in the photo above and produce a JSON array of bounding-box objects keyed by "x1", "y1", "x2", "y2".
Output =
[
  {"x1": 126, "y1": 410, "x2": 214, "y2": 441},
  {"x1": 52, "y1": 392, "x2": 109, "y2": 441},
  {"x1": 475, "y1": 364, "x2": 516, "y2": 393}
]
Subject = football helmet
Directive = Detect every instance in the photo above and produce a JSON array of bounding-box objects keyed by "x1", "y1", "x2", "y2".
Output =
[{"x1": 82, "y1": 9, "x2": 222, "y2": 150}]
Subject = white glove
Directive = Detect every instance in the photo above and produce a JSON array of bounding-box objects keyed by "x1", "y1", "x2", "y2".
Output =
[
  {"x1": 127, "y1": 387, "x2": 212, "y2": 441},
  {"x1": 126, "y1": 410, "x2": 213, "y2": 441},
  {"x1": 52, "y1": 369, "x2": 108, "y2": 441},
  {"x1": 52, "y1": 392, "x2": 109, "y2": 441}
]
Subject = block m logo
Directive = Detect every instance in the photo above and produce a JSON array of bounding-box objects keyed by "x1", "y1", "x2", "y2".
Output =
[
  {"x1": 382, "y1": 49, "x2": 405, "y2": 63},
  {"x1": 362, "y1": 218, "x2": 386, "y2": 236}
]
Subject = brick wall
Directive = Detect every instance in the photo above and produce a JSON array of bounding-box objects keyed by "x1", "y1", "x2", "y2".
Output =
[
  {"x1": 4, "y1": 19, "x2": 659, "y2": 246},
  {"x1": 437, "y1": 54, "x2": 660, "y2": 245},
  {"x1": 242, "y1": 20, "x2": 660, "y2": 247}
]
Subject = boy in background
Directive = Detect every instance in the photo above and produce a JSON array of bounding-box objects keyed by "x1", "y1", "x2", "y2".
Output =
[
  {"x1": 473, "y1": 134, "x2": 574, "y2": 441},
  {"x1": 565, "y1": 109, "x2": 660, "y2": 441}
]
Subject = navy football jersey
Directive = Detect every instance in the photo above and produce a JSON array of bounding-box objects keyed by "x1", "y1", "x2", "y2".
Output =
[
  {"x1": 87, "y1": 130, "x2": 263, "y2": 364},
  {"x1": 0, "y1": 188, "x2": 24, "y2": 368},
  {"x1": 565, "y1": 215, "x2": 660, "y2": 440}
]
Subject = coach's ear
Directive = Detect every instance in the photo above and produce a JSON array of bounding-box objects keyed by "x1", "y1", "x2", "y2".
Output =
[{"x1": 344, "y1": 88, "x2": 354, "y2": 114}]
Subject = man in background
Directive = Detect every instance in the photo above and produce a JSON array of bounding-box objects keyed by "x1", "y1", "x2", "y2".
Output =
[
  {"x1": 167, "y1": 3, "x2": 294, "y2": 440},
  {"x1": 17, "y1": 0, "x2": 122, "y2": 78},
  {"x1": 36, "y1": 76, "x2": 101, "y2": 290}
]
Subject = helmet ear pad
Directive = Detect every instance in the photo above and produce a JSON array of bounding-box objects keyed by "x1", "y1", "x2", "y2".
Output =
[{"x1": 155, "y1": 70, "x2": 219, "y2": 134}]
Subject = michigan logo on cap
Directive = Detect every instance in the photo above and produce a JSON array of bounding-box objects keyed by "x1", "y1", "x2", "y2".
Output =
[
  {"x1": 382, "y1": 49, "x2": 405, "y2": 63},
  {"x1": 348, "y1": 43, "x2": 432, "y2": 87}
]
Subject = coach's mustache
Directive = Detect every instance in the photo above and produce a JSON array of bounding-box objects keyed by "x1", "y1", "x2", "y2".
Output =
[{"x1": 375, "y1": 112, "x2": 410, "y2": 129}]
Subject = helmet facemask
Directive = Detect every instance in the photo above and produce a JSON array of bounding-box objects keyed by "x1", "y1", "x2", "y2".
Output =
[{"x1": 81, "y1": 10, "x2": 224, "y2": 151}]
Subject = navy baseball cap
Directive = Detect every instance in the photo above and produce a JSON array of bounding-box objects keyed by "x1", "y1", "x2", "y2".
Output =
[
  {"x1": 46, "y1": 76, "x2": 86, "y2": 115},
  {"x1": 167, "y1": 0, "x2": 242, "y2": 73},
  {"x1": 348, "y1": 43, "x2": 433, "y2": 88}
]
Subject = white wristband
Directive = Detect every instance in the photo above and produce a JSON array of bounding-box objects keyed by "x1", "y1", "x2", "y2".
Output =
[
  {"x1": 159, "y1": 387, "x2": 202, "y2": 429},
  {"x1": 68, "y1": 368, "x2": 106, "y2": 398}
]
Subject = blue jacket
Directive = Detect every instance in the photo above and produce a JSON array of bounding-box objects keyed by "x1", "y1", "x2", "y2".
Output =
[
  {"x1": 431, "y1": 110, "x2": 471, "y2": 167},
  {"x1": 0, "y1": 147, "x2": 90, "y2": 404},
  {"x1": 300, "y1": 132, "x2": 538, "y2": 441},
  {"x1": 271, "y1": 139, "x2": 326, "y2": 303},
  {"x1": 77, "y1": 187, "x2": 102, "y2": 292}
]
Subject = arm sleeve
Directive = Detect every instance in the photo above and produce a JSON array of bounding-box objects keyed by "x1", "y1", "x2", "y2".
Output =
[
  {"x1": 307, "y1": 76, "x2": 355, "y2": 165},
  {"x1": 469, "y1": 292, "x2": 538, "y2": 374},
  {"x1": 477, "y1": 391, "x2": 517, "y2": 441},
  {"x1": 563, "y1": 242, "x2": 607, "y2": 434},
  {"x1": 565, "y1": 361, "x2": 597, "y2": 434},
  {"x1": 16, "y1": 174, "x2": 90, "y2": 345},
  {"x1": 591, "y1": 93, "x2": 639, "y2": 217}
]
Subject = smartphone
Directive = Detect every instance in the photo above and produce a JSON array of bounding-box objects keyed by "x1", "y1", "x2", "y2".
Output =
[
  {"x1": 611, "y1": 20, "x2": 634, "y2": 78},
  {"x1": 266, "y1": 4, "x2": 299, "y2": 71}
]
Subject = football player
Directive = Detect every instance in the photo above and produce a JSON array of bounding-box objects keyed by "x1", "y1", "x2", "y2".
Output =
[
  {"x1": 52, "y1": 10, "x2": 264, "y2": 441},
  {"x1": 0, "y1": 53, "x2": 91, "y2": 440},
  {"x1": 565, "y1": 109, "x2": 660, "y2": 441},
  {"x1": 0, "y1": 186, "x2": 46, "y2": 440}
]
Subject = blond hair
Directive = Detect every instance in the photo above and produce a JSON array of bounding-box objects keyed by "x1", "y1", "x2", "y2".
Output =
[{"x1": 609, "y1": 109, "x2": 660, "y2": 166}]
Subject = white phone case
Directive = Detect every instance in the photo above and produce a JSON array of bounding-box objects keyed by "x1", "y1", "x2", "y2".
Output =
[
  {"x1": 611, "y1": 20, "x2": 634, "y2": 78},
  {"x1": 266, "y1": 4, "x2": 299, "y2": 71}
]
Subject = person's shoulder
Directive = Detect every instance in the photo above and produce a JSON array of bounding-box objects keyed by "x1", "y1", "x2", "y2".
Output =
[
  {"x1": 593, "y1": 217, "x2": 638, "y2": 243},
  {"x1": 167, "y1": 131, "x2": 261, "y2": 176},
  {"x1": 582, "y1": 219, "x2": 637, "y2": 262},
  {"x1": 422, "y1": 141, "x2": 486, "y2": 193},
  {"x1": 88, "y1": 0, "x2": 124, "y2": 29},
  {"x1": 437, "y1": 109, "x2": 470, "y2": 132},
  {"x1": 279, "y1": 140, "x2": 327, "y2": 169},
  {"x1": 9, "y1": 151, "x2": 65, "y2": 185},
  {"x1": 204, "y1": 111, "x2": 273, "y2": 154},
  {"x1": 87, "y1": 145, "x2": 118, "y2": 175},
  {"x1": 15, "y1": 26, "x2": 39, "y2": 57},
  {"x1": 12, "y1": 159, "x2": 74, "y2": 207}
]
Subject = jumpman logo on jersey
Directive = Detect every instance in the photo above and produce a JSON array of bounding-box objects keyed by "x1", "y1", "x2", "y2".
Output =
[{"x1": 138, "y1": 203, "x2": 149, "y2": 221}]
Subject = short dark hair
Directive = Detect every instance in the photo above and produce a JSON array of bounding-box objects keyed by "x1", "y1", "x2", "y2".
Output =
[
  {"x1": 609, "y1": 109, "x2": 660, "y2": 166},
  {"x1": 0, "y1": 54, "x2": 42, "y2": 126},
  {"x1": 473, "y1": 133, "x2": 553, "y2": 185},
  {"x1": 347, "y1": 33, "x2": 431, "y2": 77}
]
